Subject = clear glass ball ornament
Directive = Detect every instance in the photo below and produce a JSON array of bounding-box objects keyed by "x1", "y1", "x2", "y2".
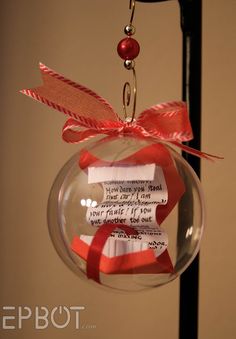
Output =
[{"x1": 48, "y1": 136, "x2": 205, "y2": 292}]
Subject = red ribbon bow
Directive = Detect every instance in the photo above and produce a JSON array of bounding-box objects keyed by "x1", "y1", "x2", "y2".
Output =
[{"x1": 20, "y1": 63, "x2": 221, "y2": 160}]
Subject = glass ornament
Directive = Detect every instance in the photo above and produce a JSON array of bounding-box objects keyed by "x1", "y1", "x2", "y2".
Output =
[{"x1": 48, "y1": 136, "x2": 205, "y2": 292}]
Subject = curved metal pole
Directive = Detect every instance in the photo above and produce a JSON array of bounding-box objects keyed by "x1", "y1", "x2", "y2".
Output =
[
  {"x1": 137, "y1": 1, "x2": 202, "y2": 339},
  {"x1": 178, "y1": 2, "x2": 201, "y2": 339}
]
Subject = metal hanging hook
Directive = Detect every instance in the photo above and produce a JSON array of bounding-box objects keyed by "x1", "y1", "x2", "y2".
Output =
[
  {"x1": 119, "y1": 0, "x2": 138, "y2": 122},
  {"x1": 129, "y1": 0, "x2": 136, "y2": 25},
  {"x1": 123, "y1": 82, "x2": 131, "y2": 120},
  {"x1": 122, "y1": 68, "x2": 137, "y2": 122}
]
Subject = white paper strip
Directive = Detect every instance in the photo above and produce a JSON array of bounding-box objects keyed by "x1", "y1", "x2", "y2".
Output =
[
  {"x1": 88, "y1": 164, "x2": 156, "y2": 184},
  {"x1": 102, "y1": 168, "x2": 167, "y2": 204},
  {"x1": 80, "y1": 234, "x2": 149, "y2": 258},
  {"x1": 87, "y1": 203, "x2": 158, "y2": 228},
  {"x1": 80, "y1": 226, "x2": 168, "y2": 258}
]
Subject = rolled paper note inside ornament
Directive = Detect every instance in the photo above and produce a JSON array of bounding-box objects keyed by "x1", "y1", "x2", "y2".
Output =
[
  {"x1": 78, "y1": 143, "x2": 185, "y2": 225},
  {"x1": 71, "y1": 143, "x2": 185, "y2": 277}
]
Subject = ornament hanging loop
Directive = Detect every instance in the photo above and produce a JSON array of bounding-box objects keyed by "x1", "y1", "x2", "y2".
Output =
[
  {"x1": 129, "y1": 0, "x2": 136, "y2": 25},
  {"x1": 122, "y1": 68, "x2": 137, "y2": 122},
  {"x1": 118, "y1": 0, "x2": 139, "y2": 122}
]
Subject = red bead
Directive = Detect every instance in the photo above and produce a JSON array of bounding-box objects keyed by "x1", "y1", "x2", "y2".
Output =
[{"x1": 117, "y1": 37, "x2": 140, "y2": 60}]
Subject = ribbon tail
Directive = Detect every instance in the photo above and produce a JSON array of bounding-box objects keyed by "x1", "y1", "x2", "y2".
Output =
[
  {"x1": 20, "y1": 63, "x2": 120, "y2": 123},
  {"x1": 171, "y1": 141, "x2": 224, "y2": 161}
]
